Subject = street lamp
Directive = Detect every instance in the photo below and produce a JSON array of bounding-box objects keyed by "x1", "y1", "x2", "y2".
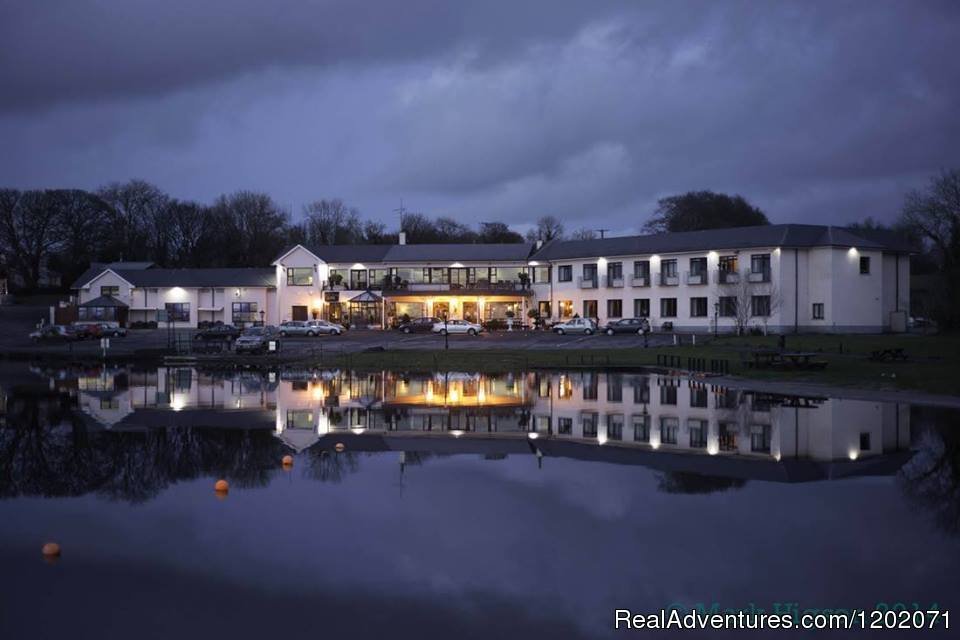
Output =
[
  {"x1": 259, "y1": 309, "x2": 265, "y2": 326},
  {"x1": 443, "y1": 312, "x2": 449, "y2": 350}
]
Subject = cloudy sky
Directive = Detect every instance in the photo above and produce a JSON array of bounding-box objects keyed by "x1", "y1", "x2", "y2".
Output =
[{"x1": 2, "y1": 0, "x2": 958, "y2": 235}]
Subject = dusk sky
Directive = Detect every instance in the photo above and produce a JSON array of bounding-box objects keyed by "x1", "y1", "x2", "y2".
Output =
[{"x1": 2, "y1": 0, "x2": 958, "y2": 235}]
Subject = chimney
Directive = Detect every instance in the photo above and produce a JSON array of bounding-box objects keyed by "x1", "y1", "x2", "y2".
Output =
[
  {"x1": 398, "y1": 231, "x2": 407, "y2": 245},
  {"x1": 536, "y1": 239, "x2": 544, "y2": 250}
]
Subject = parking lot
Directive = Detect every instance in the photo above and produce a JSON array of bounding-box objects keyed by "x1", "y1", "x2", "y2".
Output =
[{"x1": 1, "y1": 305, "x2": 677, "y2": 358}]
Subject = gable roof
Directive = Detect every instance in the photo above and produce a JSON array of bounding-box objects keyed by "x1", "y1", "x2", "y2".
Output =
[
  {"x1": 530, "y1": 224, "x2": 911, "y2": 261},
  {"x1": 290, "y1": 242, "x2": 535, "y2": 265},
  {"x1": 73, "y1": 267, "x2": 276, "y2": 289},
  {"x1": 79, "y1": 294, "x2": 128, "y2": 308},
  {"x1": 70, "y1": 261, "x2": 152, "y2": 289}
]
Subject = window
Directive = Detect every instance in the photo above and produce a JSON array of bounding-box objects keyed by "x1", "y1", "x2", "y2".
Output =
[
  {"x1": 633, "y1": 260, "x2": 650, "y2": 278},
  {"x1": 582, "y1": 413, "x2": 598, "y2": 437},
  {"x1": 634, "y1": 298, "x2": 650, "y2": 318},
  {"x1": 582, "y1": 263, "x2": 597, "y2": 281},
  {"x1": 583, "y1": 300, "x2": 598, "y2": 318},
  {"x1": 351, "y1": 269, "x2": 368, "y2": 289},
  {"x1": 559, "y1": 300, "x2": 574, "y2": 318},
  {"x1": 287, "y1": 267, "x2": 314, "y2": 286},
  {"x1": 660, "y1": 298, "x2": 677, "y2": 317},
  {"x1": 689, "y1": 385, "x2": 707, "y2": 408},
  {"x1": 558, "y1": 265, "x2": 573, "y2": 282},
  {"x1": 582, "y1": 374, "x2": 598, "y2": 400},
  {"x1": 661, "y1": 259, "x2": 678, "y2": 277},
  {"x1": 750, "y1": 425, "x2": 771, "y2": 453},
  {"x1": 606, "y1": 374, "x2": 622, "y2": 402},
  {"x1": 719, "y1": 296, "x2": 737, "y2": 317},
  {"x1": 607, "y1": 414, "x2": 624, "y2": 440},
  {"x1": 689, "y1": 257, "x2": 707, "y2": 275},
  {"x1": 659, "y1": 384, "x2": 677, "y2": 405},
  {"x1": 558, "y1": 417, "x2": 573, "y2": 435},
  {"x1": 232, "y1": 302, "x2": 258, "y2": 323},
  {"x1": 719, "y1": 423, "x2": 738, "y2": 451},
  {"x1": 750, "y1": 254, "x2": 771, "y2": 280},
  {"x1": 608, "y1": 262, "x2": 623, "y2": 279},
  {"x1": 751, "y1": 295, "x2": 771, "y2": 317},
  {"x1": 719, "y1": 255, "x2": 738, "y2": 273},
  {"x1": 632, "y1": 415, "x2": 650, "y2": 442},
  {"x1": 859, "y1": 432, "x2": 871, "y2": 451},
  {"x1": 369, "y1": 268, "x2": 391, "y2": 287},
  {"x1": 538, "y1": 301, "x2": 552, "y2": 318},
  {"x1": 607, "y1": 299, "x2": 622, "y2": 318},
  {"x1": 487, "y1": 267, "x2": 499, "y2": 283},
  {"x1": 633, "y1": 379, "x2": 650, "y2": 403},
  {"x1": 429, "y1": 267, "x2": 448, "y2": 284},
  {"x1": 101, "y1": 285, "x2": 120, "y2": 297},
  {"x1": 812, "y1": 303, "x2": 824, "y2": 319},
  {"x1": 689, "y1": 419, "x2": 707, "y2": 448},
  {"x1": 164, "y1": 302, "x2": 190, "y2": 322},
  {"x1": 660, "y1": 417, "x2": 679, "y2": 445},
  {"x1": 859, "y1": 256, "x2": 870, "y2": 274},
  {"x1": 532, "y1": 266, "x2": 551, "y2": 283},
  {"x1": 690, "y1": 297, "x2": 708, "y2": 317}
]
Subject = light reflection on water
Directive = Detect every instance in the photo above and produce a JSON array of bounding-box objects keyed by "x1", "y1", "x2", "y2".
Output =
[{"x1": 1, "y1": 364, "x2": 959, "y2": 639}]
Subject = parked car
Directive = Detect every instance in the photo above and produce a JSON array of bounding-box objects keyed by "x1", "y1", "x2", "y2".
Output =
[
  {"x1": 396, "y1": 316, "x2": 441, "y2": 334},
  {"x1": 278, "y1": 320, "x2": 319, "y2": 337},
  {"x1": 432, "y1": 319, "x2": 483, "y2": 336},
  {"x1": 306, "y1": 319, "x2": 345, "y2": 335},
  {"x1": 234, "y1": 326, "x2": 281, "y2": 354},
  {"x1": 71, "y1": 321, "x2": 104, "y2": 339},
  {"x1": 552, "y1": 318, "x2": 597, "y2": 335},
  {"x1": 602, "y1": 317, "x2": 650, "y2": 335},
  {"x1": 97, "y1": 321, "x2": 127, "y2": 337},
  {"x1": 193, "y1": 324, "x2": 240, "y2": 342},
  {"x1": 29, "y1": 325, "x2": 81, "y2": 342}
]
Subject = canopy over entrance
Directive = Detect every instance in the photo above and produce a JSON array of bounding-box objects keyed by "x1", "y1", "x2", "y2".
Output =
[{"x1": 78, "y1": 295, "x2": 129, "y2": 324}]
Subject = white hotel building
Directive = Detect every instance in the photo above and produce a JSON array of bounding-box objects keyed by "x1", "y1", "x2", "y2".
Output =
[{"x1": 71, "y1": 224, "x2": 911, "y2": 333}]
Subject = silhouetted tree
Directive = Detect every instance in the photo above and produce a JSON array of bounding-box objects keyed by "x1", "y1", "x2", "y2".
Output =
[
  {"x1": 526, "y1": 215, "x2": 565, "y2": 242},
  {"x1": 478, "y1": 222, "x2": 524, "y2": 243},
  {"x1": 643, "y1": 191, "x2": 769, "y2": 233}
]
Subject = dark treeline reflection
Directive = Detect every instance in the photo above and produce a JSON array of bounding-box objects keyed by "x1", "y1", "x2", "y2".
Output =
[
  {"x1": 0, "y1": 400, "x2": 292, "y2": 502},
  {"x1": 656, "y1": 472, "x2": 748, "y2": 494},
  {"x1": 898, "y1": 407, "x2": 960, "y2": 535}
]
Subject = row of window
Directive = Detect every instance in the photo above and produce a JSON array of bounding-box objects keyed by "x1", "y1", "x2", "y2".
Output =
[
  {"x1": 556, "y1": 254, "x2": 773, "y2": 283},
  {"x1": 557, "y1": 296, "x2": 774, "y2": 319},
  {"x1": 552, "y1": 415, "x2": 774, "y2": 453},
  {"x1": 288, "y1": 266, "x2": 552, "y2": 288},
  {"x1": 158, "y1": 302, "x2": 259, "y2": 323}
]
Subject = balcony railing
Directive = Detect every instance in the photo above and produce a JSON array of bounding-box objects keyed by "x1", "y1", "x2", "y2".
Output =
[
  {"x1": 717, "y1": 270, "x2": 740, "y2": 285},
  {"x1": 382, "y1": 280, "x2": 532, "y2": 294},
  {"x1": 685, "y1": 271, "x2": 707, "y2": 285},
  {"x1": 578, "y1": 276, "x2": 598, "y2": 289},
  {"x1": 631, "y1": 275, "x2": 650, "y2": 287},
  {"x1": 658, "y1": 272, "x2": 679, "y2": 286},
  {"x1": 748, "y1": 270, "x2": 771, "y2": 283},
  {"x1": 606, "y1": 275, "x2": 624, "y2": 288}
]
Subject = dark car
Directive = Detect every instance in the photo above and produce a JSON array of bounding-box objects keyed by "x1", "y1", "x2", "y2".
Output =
[
  {"x1": 396, "y1": 316, "x2": 441, "y2": 334},
  {"x1": 602, "y1": 317, "x2": 650, "y2": 335},
  {"x1": 234, "y1": 326, "x2": 281, "y2": 354},
  {"x1": 193, "y1": 324, "x2": 241, "y2": 342}
]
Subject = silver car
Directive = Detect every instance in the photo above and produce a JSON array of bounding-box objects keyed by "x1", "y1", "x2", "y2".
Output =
[
  {"x1": 278, "y1": 321, "x2": 314, "y2": 337},
  {"x1": 306, "y1": 319, "x2": 345, "y2": 335}
]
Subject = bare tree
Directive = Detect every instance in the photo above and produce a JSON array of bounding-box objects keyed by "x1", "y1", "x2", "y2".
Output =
[
  {"x1": 525, "y1": 215, "x2": 565, "y2": 242},
  {"x1": 97, "y1": 180, "x2": 169, "y2": 262},
  {"x1": 718, "y1": 268, "x2": 782, "y2": 334},
  {"x1": 302, "y1": 198, "x2": 363, "y2": 246},
  {"x1": 569, "y1": 228, "x2": 597, "y2": 240},
  {"x1": 0, "y1": 190, "x2": 65, "y2": 290},
  {"x1": 212, "y1": 191, "x2": 290, "y2": 266}
]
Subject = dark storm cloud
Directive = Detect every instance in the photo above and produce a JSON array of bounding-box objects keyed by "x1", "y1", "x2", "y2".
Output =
[
  {"x1": 0, "y1": 0, "x2": 958, "y2": 230},
  {"x1": 0, "y1": 0, "x2": 623, "y2": 112}
]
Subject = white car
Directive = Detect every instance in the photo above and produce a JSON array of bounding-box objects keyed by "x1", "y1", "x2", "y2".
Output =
[
  {"x1": 552, "y1": 318, "x2": 597, "y2": 335},
  {"x1": 432, "y1": 319, "x2": 483, "y2": 336},
  {"x1": 307, "y1": 319, "x2": 345, "y2": 335}
]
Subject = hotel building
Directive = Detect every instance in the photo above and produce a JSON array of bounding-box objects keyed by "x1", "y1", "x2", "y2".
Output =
[{"x1": 70, "y1": 224, "x2": 912, "y2": 333}]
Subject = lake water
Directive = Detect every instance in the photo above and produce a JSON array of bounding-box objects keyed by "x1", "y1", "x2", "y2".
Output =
[{"x1": 1, "y1": 364, "x2": 958, "y2": 638}]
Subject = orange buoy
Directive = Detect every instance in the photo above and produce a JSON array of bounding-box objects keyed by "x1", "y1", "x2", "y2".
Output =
[
  {"x1": 282, "y1": 455, "x2": 294, "y2": 467},
  {"x1": 334, "y1": 442, "x2": 346, "y2": 452},
  {"x1": 42, "y1": 542, "x2": 61, "y2": 558},
  {"x1": 214, "y1": 479, "x2": 229, "y2": 493}
]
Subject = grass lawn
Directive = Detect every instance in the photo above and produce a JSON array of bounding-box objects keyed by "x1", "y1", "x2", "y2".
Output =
[{"x1": 323, "y1": 332, "x2": 960, "y2": 397}]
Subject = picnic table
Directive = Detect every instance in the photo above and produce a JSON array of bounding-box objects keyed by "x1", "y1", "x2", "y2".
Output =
[{"x1": 741, "y1": 349, "x2": 828, "y2": 370}]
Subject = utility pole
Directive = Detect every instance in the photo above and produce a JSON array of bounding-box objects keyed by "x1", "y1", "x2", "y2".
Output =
[
  {"x1": 595, "y1": 228, "x2": 609, "y2": 239},
  {"x1": 393, "y1": 198, "x2": 407, "y2": 232}
]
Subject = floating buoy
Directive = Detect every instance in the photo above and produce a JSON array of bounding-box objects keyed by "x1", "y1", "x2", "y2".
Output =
[
  {"x1": 282, "y1": 455, "x2": 294, "y2": 467},
  {"x1": 42, "y1": 542, "x2": 61, "y2": 558},
  {"x1": 334, "y1": 443, "x2": 346, "y2": 452},
  {"x1": 214, "y1": 479, "x2": 229, "y2": 493}
]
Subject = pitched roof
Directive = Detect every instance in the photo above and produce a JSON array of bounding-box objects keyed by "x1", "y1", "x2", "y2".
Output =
[
  {"x1": 530, "y1": 224, "x2": 910, "y2": 261},
  {"x1": 70, "y1": 261, "x2": 153, "y2": 289},
  {"x1": 74, "y1": 267, "x2": 276, "y2": 289},
  {"x1": 297, "y1": 242, "x2": 534, "y2": 264},
  {"x1": 79, "y1": 294, "x2": 128, "y2": 308}
]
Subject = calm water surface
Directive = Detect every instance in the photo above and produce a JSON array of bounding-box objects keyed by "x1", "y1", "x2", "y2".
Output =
[{"x1": 1, "y1": 364, "x2": 958, "y2": 638}]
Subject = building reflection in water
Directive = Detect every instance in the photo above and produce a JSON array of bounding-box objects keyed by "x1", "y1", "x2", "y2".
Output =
[{"x1": 46, "y1": 365, "x2": 912, "y2": 477}]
